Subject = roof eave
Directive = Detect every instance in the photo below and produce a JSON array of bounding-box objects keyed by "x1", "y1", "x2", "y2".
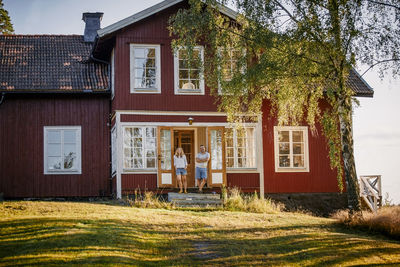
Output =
[{"x1": 97, "y1": 0, "x2": 238, "y2": 39}]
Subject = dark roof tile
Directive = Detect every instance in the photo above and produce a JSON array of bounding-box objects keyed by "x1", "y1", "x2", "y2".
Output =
[{"x1": 0, "y1": 35, "x2": 109, "y2": 92}]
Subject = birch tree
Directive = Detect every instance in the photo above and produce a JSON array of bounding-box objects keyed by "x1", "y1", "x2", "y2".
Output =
[{"x1": 170, "y1": 0, "x2": 399, "y2": 212}]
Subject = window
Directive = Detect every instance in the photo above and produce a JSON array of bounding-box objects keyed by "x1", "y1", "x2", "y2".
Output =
[
  {"x1": 225, "y1": 127, "x2": 256, "y2": 168},
  {"x1": 44, "y1": 126, "x2": 81, "y2": 174},
  {"x1": 130, "y1": 44, "x2": 161, "y2": 93},
  {"x1": 218, "y1": 48, "x2": 244, "y2": 95},
  {"x1": 123, "y1": 127, "x2": 156, "y2": 170},
  {"x1": 274, "y1": 126, "x2": 309, "y2": 172},
  {"x1": 174, "y1": 46, "x2": 205, "y2": 95}
]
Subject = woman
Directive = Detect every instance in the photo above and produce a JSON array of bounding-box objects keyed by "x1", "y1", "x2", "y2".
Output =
[{"x1": 174, "y1": 147, "x2": 188, "y2": 194}]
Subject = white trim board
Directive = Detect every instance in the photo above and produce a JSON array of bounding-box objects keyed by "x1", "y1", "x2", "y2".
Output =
[{"x1": 97, "y1": 0, "x2": 238, "y2": 38}]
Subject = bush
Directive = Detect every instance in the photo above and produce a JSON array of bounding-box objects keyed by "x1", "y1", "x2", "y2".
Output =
[
  {"x1": 332, "y1": 206, "x2": 400, "y2": 239},
  {"x1": 222, "y1": 187, "x2": 283, "y2": 213}
]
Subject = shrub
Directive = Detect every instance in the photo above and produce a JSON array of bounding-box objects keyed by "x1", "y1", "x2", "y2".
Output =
[
  {"x1": 222, "y1": 187, "x2": 283, "y2": 213},
  {"x1": 332, "y1": 206, "x2": 400, "y2": 239}
]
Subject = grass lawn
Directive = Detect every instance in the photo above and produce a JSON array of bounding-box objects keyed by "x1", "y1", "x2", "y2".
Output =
[{"x1": 0, "y1": 201, "x2": 399, "y2": 266}]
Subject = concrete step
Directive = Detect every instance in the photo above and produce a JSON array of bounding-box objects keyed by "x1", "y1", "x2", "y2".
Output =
[
  {"x1": 171, "y1": 198, "x2": 223, "y2": 207},
  {"x1": 168, "y1": 192, "x2": 220, "y2": 201}
]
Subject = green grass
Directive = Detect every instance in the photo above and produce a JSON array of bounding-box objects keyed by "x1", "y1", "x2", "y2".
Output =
[{"x1": 0, "y1": 201, "x2": 399, "y2": 266}]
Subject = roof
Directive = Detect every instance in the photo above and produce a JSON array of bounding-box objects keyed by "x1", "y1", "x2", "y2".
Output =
[
  {"x1": 348, "y1": 69, "x2": 374, "y2": 97},
  {"x1": 0, "y1": 35, "x2": 109, "y2": 92},
  {"x1": 97, "y1": 0, "x2": 238, "y2": 38}
]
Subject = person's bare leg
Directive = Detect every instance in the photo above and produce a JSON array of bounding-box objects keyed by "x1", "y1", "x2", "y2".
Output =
[
  {"x1": 177, "y1": 175, "x2": 183, "y2": 193},
  {"x1": 199, "y1": 179, "x2": 206, "y2": 192},
  {"x1": 182, "y1": 175, "x2": 187, "y2": 193}
]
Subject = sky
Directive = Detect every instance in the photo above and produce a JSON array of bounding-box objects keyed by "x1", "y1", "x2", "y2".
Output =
[{"x1": 4, "y1": 0, "x2": 400, "y2": 204}]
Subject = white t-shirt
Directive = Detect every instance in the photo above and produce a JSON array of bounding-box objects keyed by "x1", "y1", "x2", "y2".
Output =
[
  {"x1": 174, "y1": 155, "x2": 187, "y2": 169},
  {"x1": 195, "y1": 152, "x2": 210, "y2": 168}
]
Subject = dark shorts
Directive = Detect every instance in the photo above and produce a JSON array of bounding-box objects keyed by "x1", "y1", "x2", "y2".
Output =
[
  {"x1": 175, "y1": 168, "x2": 187, "y2": 176},
  {"x1": 195, "y1": 167, "x2": 207, "y2": 179}
]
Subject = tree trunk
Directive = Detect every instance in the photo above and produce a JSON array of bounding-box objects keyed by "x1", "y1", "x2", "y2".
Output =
[{"x1": 338, "y1": 96, "x2": 361, "y2": 212}]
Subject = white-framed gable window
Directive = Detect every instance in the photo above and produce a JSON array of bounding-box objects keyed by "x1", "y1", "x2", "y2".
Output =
[
  {"x1": 225, "y1": 127, "x2": 256, "y2": 169},
  {"x1": 274, "y1": 126, "x2": 309, "y2": 172},
  {"x1": 123, "y1": 126, "x2": 157, "y2": 170},
  {"x1": 174, "y1": 46, "x2": 205, "y2": 95},
  {"x1": 44, "y1": 126, "x2": 82, "y2": 175},
  {"x1": 130, "y1": 44, "x2": 161, "y2": 93}
]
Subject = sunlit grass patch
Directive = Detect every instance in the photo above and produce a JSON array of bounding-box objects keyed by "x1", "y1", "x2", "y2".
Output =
[{"x1": 1, "y1": 201, "x2": 400, "y2": 266}]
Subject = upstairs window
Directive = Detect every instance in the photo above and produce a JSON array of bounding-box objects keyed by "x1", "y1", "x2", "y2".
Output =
[
  {"x1": 217, "y1": 48, "x2": 246, "y2": 95},
  {"x1": 44, "y1": 126, "x2": 82, "y2": 175},
  {"x1": 225, "y1": 127, "x2": 256, "y2": 169},
  {"x1": 274, "y1": 126, "x2": 309, "y2": 172},
  {"x1": 174, "y1": 46, "x2": 205, "y2": 95},
  {"x1": 130, "y1": 44, "x2": 161, "y2": 93}
]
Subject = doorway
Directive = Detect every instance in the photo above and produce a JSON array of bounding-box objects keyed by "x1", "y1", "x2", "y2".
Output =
[{"x1": 174, "y1": 130, "x2": 195, "y2": 187}]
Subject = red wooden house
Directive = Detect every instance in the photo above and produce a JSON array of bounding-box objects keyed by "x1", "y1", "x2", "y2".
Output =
[{"x1": 0, "y1": 0, "x2": 373, "y2": 208}]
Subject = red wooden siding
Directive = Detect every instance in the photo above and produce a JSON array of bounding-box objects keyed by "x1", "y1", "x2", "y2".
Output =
[
  {"x1": 121, "y1": 174, "x2": 157, "y2": 193},
  {"x1": 0, "y1": 95, "x2": 110, "y2": 198},
  {"x1": 261, "y1": 100, "x2": 343, "y2": 193},
  {"x1": 227, "y1": 173, "x2": 260, "y2": 192},
  {"x1": 112, "y1": 2, "x2": 221, "y2": 113}
]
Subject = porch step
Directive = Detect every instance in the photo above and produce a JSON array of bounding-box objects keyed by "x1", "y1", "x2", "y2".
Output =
[{"x1": 168, "y1": 192, "x2": 222, "y2": 207}]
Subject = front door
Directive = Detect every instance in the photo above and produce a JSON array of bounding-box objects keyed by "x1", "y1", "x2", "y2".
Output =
[
  {"x1": 157, "y1": 127, "x2": 174, "y2": 188},
  {"x1": 174, "y1": 130, "x2": 195, "y2": 187}
]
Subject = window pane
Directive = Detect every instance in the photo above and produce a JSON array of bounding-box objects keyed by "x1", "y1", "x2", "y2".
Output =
[
  {"x1": 134, "y1": 148, "x2": 142, "y2": 157},
  {"x1": 146, "y1": 48, "x2": 155, "y2": 58},
  {"x1": 135, "y1": 68, "x2": 144, "y2": 78},
  {"x1": 292, "y1": 131, "x2": 303, "y2": 142},
  {"x1": 135, "y1": 78, "x2": 145, "y2": 88},
  {"x1": 179, "y1": 59, "x2": 188, "y2": 68},
  {"x1": 146, "y1": 128, "x2": 156, "y2": 138},
  {"x1": 133, "y1": 128, "x2": 142, "y2": 137},
  {"x1": 64, "y1": 130, "x2": 76, "y2": 143},
  {"x1": 147, "y1": 158, "x2": 156, "y2": 168},
  {"x1": 190, "y1": 70, "x2": 199, "y2": 79},
  {"x1": 293, "y1": 143, "x2": 304, "y2": 154},
  {"x1": 278, "y1": 131, "x2": 289, "y2": 142},
  {"x1": 145, "y1": 58, "x2": 155, "y2": 68},
  {"x1": 227, "y1": 147, "x2": 234, "y2": 157},
  {"x1": 160, "y1": 130, "x2": 171, "y2": 170},
  {"x1": 134, "y1": 48, "x2": 145, "y2": 58},
  {"x1": 134, "y1": 158, "x2": 143, "y2": 169},
  {"x1": 135, "y1": 58, "x2": 146, "y2": 68},
  {"x1": 179, "y1": 49, "x2": 187, "y2": 59},
  {"x1": 48, "y1": 130, "x2": 61, "y2": 143},
  {"x1": 279, "y1": 155, "x2": 290, "y2": 167},
  {"x1": 48, "y1": 143, "x2": 61, "y2": 157},
  {"x1": 237, "y1": 148, "x2": 245, "y2": 158},
  {"x1": 124, "y1": 128, "x2": 133, "y2": 138},
  {"x1": 134, "y1": 138, "x2": 142, "y2": 148},
  {"x1": 293, "y1": 155, "x2": 304, "y2": 167},
  {"x1": 227, "y1": 157, "x2": 234, "y2": 168},
  {"x1": 145, "y1": 78, "x2": 156, "y2": 88},
  {"x1": 279, "y1": 143, "x2": 290, "y2": 154},
  {"x1": 179, "y1": 70, "x2": 189, "y2": 79},
  {"x1": 48, "y1": 157, "x2": 62, "y2": 170},
  {"x1": 210, "y1": 130, "x2": 223, "y2": 170},
  {"x1": 124, "y1": 148, "x2": 133, "y2": 158},
  {"x1": 64, "y1": 152, "x2": 76, "y2": 170},
  {"x1": 146, "y1": 149, "x2": 155, "y2": 157},
  {"x1": 124, "y1": 158, "x2": 133, "y2": 169}
]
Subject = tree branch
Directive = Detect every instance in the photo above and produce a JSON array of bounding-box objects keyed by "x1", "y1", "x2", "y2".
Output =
[
  {"x1": 361, "y1": 58, "x2": 400, "y2": 76},
  {"x1": 365, "y1": 0, "x2": 400, "y2": 11}
]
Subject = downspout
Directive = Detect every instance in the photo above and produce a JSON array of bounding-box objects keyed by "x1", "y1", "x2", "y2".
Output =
[{"x1": 0, "y1": 92, "x2": 5, "y2": 106}]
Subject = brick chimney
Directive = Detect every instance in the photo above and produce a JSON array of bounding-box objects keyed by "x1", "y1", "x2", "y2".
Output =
[{"x1": 82, "y1": 12, "x2": 103, "y2": 42}]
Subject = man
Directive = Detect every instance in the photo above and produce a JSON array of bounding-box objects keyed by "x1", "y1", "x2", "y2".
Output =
[{"x1": 195, "y1": 145, "x2": 210, "y2": 193}]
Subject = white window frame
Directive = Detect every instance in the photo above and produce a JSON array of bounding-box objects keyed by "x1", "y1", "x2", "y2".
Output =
[
  {"x1": 174, "y1": 46, "x2": 205, "y2": 95},
  {"x1": 123, "y1": 126, "x2": 157, "y2": 171},
  {"x1": 111, "y1": 126, "x2": 117, "y2": 175},
  {"x1": 217, "y1": 48, "x2": 245, "y2": 95},
  {"x1": 274, "y1": 126, "x2": 309, "y2": 172},
  {"x1": 130, "y1": 44, "x2": 161, "y2": 94},
  {"x1": 225, "y1": 127, "x2": 256, "y2": 169},
  {"x1": 111, "y1": 48, "x2": 115, "y2": 99},
  {"x1": 43, "y1": 126, "x2": 82, "y2": 175}
]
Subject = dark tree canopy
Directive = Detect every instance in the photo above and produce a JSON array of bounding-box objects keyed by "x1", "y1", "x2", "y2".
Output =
[{"x1": 0, "y1": 0, "x2": 14, "y2": 35}]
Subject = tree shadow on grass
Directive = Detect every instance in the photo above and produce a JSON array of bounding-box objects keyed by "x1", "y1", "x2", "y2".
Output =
[{"x1": 0, "y1": 218, "x2": 399, "y2": 266}]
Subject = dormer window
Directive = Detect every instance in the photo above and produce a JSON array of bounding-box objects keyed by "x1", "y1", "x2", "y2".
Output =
[
  {"x1": 130, "y1": 44, "x2": 161, "y2": 93},
  {"x1": 174, "y1": 46, "x2": 205, "y2": 95}
]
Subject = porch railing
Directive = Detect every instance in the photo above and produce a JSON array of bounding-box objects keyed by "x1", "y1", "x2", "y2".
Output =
[{"x1": 359, "y1": 175, "x2": 382, "y2": 212}]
